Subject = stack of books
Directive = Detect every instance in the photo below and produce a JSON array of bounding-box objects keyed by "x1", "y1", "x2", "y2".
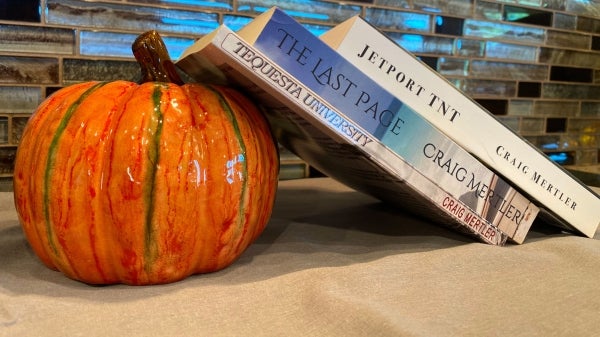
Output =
[{"x1": 176, "y1": 7, "x2": 600, "y2": 245}]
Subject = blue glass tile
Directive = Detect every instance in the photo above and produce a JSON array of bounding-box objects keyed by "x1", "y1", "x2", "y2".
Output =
[
  {"x1": 387, "y1": 32, "x2": 454, "y2": 55},
  {"x1": 305, "y1": 24, "x2": 333, "y2": 37},
  {"x1": 365, "y1": 8, "x2": 431, "y2": 32},
  {"x1": 413, "y1": 0, "x2": 474, "y2": 15},
  {"x1": 485, "y1": 41, "x2": 538, "y2": 62},
  {"x1": 228, "y1": 13, "x2": 333, "y2": 37},
  {"x1": 464, "y1": 19, "x2": 545, "y2": 44},
  {"x1": 80, "y1": 31, "x2": 195, "y2": 60},
  {"x1": 46, "y1": 0, "x2": 219, "y2": 36},
  {"x1": 125, "y1": 0, "x2": 233, "y2": 11},
  {"x1": 236, "y1": 0, "x2": 361, "y2": 23},
  {"x1": 224, "y1": 15, "x2": 255, "y2": 31},
  {"x1": 373, "y1": 0, "x2": 410, "y2": 7}
]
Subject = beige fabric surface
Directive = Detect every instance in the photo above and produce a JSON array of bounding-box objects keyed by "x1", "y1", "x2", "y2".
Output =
[{"x1": 1, "y1": 178, "x2": 599, "y2": 337}]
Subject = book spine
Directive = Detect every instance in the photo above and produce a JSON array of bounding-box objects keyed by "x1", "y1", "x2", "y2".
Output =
[
  {"x1": 321, "y1": 17, "x2": 600, "y2": 237},
  {"x1": 243, "y1": 9, "x2": 539, "y2": 242},
  {"x1": 177, "y1": 28, "x2": 510, "y2": 245}
]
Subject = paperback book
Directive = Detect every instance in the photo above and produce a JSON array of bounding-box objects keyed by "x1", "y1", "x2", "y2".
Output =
[
  {"x1": 233, "y1": 7, "x2": 539, "y2": 243},
  {"x1": 176, "y1": 16, "x2": 538, "y2": 244},
  {"x1": 320, "y1": 15, "x2": 600, "y2": 237}
]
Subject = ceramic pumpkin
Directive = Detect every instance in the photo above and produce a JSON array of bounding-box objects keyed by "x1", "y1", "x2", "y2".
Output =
[{"x1": 13, "y1": 31, "x2": 279, "y2": 285}]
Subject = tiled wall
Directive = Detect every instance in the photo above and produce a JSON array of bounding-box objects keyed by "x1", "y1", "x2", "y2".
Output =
[{"x1": 2, "y1": 0, "x2": 600, "y2": 189}]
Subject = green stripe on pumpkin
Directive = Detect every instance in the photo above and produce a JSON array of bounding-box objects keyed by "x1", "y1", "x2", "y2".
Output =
[
  {"x1": 208, "y1": 86, "x2": 248, "y2": 232},
  {"x1": 143, "y1": 84, "x2": 165, "y2": 272},
  {"x1": 43, "y1": 82, "x2": 107, "y2": 255}
]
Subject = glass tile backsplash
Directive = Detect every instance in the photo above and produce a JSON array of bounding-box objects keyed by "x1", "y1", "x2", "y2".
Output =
[{"x1": 1, "y1": 0, "x2": 600, "y2": 184}]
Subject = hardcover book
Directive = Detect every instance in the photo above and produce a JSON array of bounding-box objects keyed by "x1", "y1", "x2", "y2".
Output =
[
  {"x1": 320, "y1": 15, "x2": 600, "y2": 237},
  {"x1": 176, "y1": 19, "x2": 538, "y2": 244}
]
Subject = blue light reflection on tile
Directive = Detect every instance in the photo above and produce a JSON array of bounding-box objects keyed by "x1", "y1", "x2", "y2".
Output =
[
  {"x1": 156, "y1": 0, "x2": 233, "y2": 10},
  {"x1": 80, "y1": 31, "x2": 195, "y2": 60},
  {"x1": 548, "y1": 152, "x2": 570, "y2": 164},
  {"x1": 541, "y1": 142, "x2": 559, "y2": 150},
  {"x1": 404, "y1": 18, "x2": 430, "y2": 31}
]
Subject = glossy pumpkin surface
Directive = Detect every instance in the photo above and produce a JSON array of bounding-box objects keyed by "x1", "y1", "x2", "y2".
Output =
[{"x1": 12, "y1": 31, "x2": 279, "y2": 285}]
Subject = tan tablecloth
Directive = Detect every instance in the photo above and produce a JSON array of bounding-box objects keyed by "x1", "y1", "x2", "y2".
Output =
[{"x1": 1, "y1": 178, "x2": 600, "y2": 337}]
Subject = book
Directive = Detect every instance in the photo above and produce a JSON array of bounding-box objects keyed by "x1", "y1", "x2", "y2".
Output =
[
  {"x1": 176, "y1": 23, "x2": 538, "y2": 244},
  {"x1": 233, "y1": 7, "x2": 541, "y2": 243},
  {"x1": 321, "y1": 15, "x2": 600, "y2": 237}
]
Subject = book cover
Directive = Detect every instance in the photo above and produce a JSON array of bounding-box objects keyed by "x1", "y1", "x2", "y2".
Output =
[
  {"x1": 233, "y1": 7, "x2": 539, "y2": 243},
  {"x1": 177, "y1": 25, "x2": 512, "y2": 245},
  {"x1": 321, "y1": 16, "x2": 600, "y2": 237}
]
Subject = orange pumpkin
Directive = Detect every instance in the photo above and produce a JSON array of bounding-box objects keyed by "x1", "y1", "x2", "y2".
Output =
[{"x1": 13, "y1": 31, "x2": 279, "y2": 285}]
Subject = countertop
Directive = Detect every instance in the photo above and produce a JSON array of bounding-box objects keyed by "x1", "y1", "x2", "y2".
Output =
[{"x1": 1, "y1": 178, "x2": 600, "y2": 337}]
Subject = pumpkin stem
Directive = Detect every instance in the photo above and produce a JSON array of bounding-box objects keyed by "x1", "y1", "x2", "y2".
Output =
[{"x1": 132, "y1": 30, "x2": 184, "y2": 85}]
